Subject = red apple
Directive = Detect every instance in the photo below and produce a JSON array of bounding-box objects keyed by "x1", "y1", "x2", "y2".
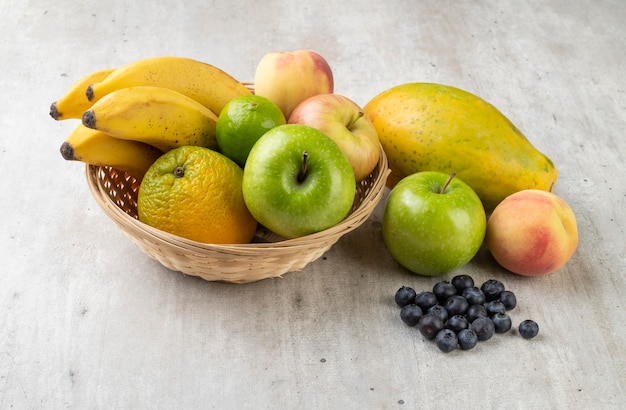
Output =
[
  {"x1": 486, "y1": 189, "x2": 578, "y2": 276},
  {"x1": 288, "y1": 94, "x2": 380, "y2": 181},
  {"x1": 254, "y1": 50, "x2": 334, "y2": 119}
]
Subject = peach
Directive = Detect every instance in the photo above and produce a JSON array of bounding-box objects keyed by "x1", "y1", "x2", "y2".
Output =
[
  {"x1": 485, "y1": 189, "x2": 578, "y2": 276},
  {"x1": 253, "y1": 50, "x2": 334, "y2": 119}
]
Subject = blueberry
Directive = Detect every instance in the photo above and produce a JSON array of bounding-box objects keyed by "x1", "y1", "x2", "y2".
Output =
[
  {"x1": 466, "y1": 304, "x2": 488, "y2": 323},
  {"x1": 400, "y1": 304, "x2": 423, "y2": 326},
  {"x1": 445, "y1": 315, "x2": 469, "y2": 333},
  {"x1": 435, "y1": 329, "x2": 458, "y2": 353},
  {"x1": 470, "y1": 316, "x2": 495, "y2": 341},
  {"x1": 417, "y1": 313, "x2": 444, "y2": 340},
  {"x1": 519, "y1": 320, "x2": 539, "y2": 339},
  {"x1": 444, "y1": 294, "x2": 469, "y2": 316},
  {"x1": 499, "y1": 290, "x2": 517, "y2": 310},
  {"x1": 457, "y1": 329, "x2": 478, "y2": 350},
  {"x1": 394, "y1": 279, "x2": 539, "y2": 350},
  {"x1": 395, "y1": 286, "x2": 417, "y2": 307},
  {"x1": 461, "y1": 287, "x2": 486, "y2": 306},
  {"x1": 433, "y1": 281, "x2": 457, "y2": 303},
  {"x1": 427, "y1": 304, "x2": 449, "y2": 322},
  {"x1": 451, "y1": 274, "x2": 475, "y2": 293},
  {"x1": 491, "y1": 313, "x2": 512, "y2": 333},
  {"x1": 481, "y1": 279, "x2": 505, "y2": 302},
  {"x1": 485, "y1": 300, "x2": 507, "y2": 317},
  {"x1": 414, "y1": 291, "x2": 438, "y2": 311}
]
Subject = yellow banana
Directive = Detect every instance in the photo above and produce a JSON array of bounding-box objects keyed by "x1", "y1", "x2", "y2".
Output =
[
  {"x1": 85, "y1": 56, "x2": 251, "y2": 115},
  {"x1": 82, "y1": 85, "x2": 219, "y2": 152},
  {"x1": 50, "y1": 67, "x2": 115, "y2": 120},
  {"x1": 60, "y1": 124, "x2": 163, "y2": 181}
]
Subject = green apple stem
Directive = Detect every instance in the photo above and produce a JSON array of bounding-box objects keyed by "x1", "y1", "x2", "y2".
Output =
[
  {"x1": 440, "y1": 171, "x2": 456, "y2": 194},
  {"x1": 297, "y1": 150, "x2": 309, "y2": 183}
]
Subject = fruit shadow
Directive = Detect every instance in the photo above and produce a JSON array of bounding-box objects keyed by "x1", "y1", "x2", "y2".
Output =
[{"x1": 332, "y1": 191, "x2": 427, "y2": 285}]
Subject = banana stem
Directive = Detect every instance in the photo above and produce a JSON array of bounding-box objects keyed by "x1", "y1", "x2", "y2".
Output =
[
  {"x1": 82, "y1": 110, "x2": 96, "y2": 129},
  {"x1": 59, "y1": 141, "x2": 75, "y2": 161},
  {"x1": 86, "y1": 84, "x2": 95, "y2": 101}
]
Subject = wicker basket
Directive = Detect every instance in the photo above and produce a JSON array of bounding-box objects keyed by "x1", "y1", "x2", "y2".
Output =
[{"x1": 86, "y1": 147, "x2": 390, "y2": 283}]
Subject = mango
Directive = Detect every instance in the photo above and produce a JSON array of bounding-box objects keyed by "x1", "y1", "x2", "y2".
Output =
[{"x1": 363, "y1": 82, "x2": 558, "y2": 212}]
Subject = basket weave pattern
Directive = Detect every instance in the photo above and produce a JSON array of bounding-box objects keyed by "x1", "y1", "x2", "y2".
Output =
[{"x1": 86, "y1": 148, "x2": 389, "y2": 283}]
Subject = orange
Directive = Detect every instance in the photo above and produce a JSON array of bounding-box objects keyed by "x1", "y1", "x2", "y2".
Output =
[
  {"x1": 137, "y1": 146, "x2": 257, "y2": 244},
  {"x1": 216, "y1": 94, "x2": 285, "y2": 168}
]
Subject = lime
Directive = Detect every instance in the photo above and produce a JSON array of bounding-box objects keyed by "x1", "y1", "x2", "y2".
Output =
[{"x1": 216, "y1": 95, "x2": 286, "y2": 167}]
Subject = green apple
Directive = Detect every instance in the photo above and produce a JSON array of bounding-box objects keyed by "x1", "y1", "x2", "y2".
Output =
[
  {"x1": 242, "y1": 124, "x2": 356, "y2": 239},
  {"x1": 382, "y1": 171, "x2": 486, "y2": 276}
]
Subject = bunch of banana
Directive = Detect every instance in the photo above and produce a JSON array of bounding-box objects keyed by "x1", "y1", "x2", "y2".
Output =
[{"x1": 50, "y1": 56, "x2": 251, "y2": 180}]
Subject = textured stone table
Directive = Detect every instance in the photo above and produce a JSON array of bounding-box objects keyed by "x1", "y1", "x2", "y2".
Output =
[{"x1": 1, "y1": 0, "x2": 624, "y2": 408}]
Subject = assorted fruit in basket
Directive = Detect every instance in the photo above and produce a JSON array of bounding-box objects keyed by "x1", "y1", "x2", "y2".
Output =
[
  {"x1": 50, "y1": 53, "x2": 382, "y2": 244},
  {"x1": 50, "y1": 49, "x2": 578, "y2": 277}
]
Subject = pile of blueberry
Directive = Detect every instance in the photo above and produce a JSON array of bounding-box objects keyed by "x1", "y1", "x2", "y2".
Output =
[{"x1": 394, "y1": 274, "x2": 539, "y2": 353}]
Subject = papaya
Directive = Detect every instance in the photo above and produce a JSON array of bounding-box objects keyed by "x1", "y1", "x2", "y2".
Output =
[{"x1": 363, "y1": 82, "x2": 558, "y2": 212}]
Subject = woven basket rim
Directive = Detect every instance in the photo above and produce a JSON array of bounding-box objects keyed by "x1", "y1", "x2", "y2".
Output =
[{"x1": 86, "y1": 146, "x2": 390, "y2": 252}]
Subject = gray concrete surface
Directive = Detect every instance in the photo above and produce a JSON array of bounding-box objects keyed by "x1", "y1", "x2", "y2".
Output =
[{"x1": 1, "y1": 0, "x2": 625, "y2": 408}]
